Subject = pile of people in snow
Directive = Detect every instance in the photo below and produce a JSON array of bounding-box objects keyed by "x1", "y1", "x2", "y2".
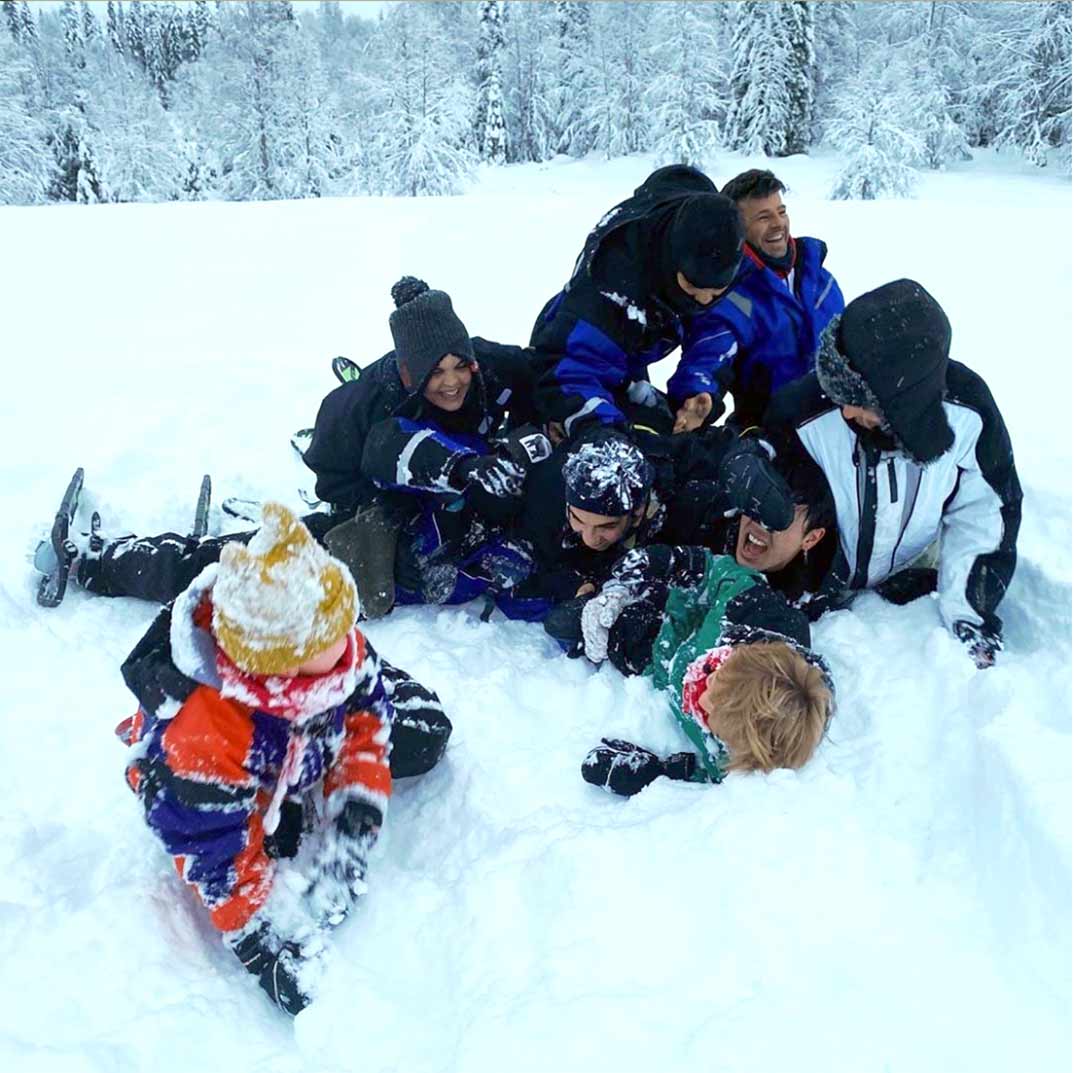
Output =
[{"x1": 59, "y1": 166, "x2": 1021, "y2": 1016}]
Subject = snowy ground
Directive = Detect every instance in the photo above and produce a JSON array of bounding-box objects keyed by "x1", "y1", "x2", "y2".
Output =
[{"x1": 0, "y1": 149, "x2": 1069, "y2": 1073}]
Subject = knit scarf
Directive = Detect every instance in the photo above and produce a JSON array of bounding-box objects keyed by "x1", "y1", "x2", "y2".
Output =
[
  {"x1": 680, "y1": 644, "x2": 735, "y2": 730},
  {"x1": 215, "y1": 628, "x2": 361, "y2": 722}
]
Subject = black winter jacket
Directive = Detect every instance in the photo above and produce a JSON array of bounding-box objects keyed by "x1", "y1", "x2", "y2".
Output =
[
  {"x1": 303, "y1": 338, "x2": 539, "y2": 513},
  {"x1": 764, "y1": 364, "x2": 1021, "y2": 639}
]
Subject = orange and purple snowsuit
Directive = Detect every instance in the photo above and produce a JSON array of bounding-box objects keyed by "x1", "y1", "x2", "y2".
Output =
[{"x1": 117, "y1": 566, "x2": 392, "y2": 934}]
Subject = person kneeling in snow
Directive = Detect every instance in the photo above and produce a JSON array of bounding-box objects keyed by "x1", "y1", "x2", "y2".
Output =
[
  {"x1": 579, "y1": 547, "x2": 833, "y2": 797},
  {"x1": 116, "y1": 504, "x2": 451, "y2": 1016}
]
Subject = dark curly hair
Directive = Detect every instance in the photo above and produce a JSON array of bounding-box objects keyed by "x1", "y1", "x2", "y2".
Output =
[{"x1": 721, "y1": 169, "x2": 787, "y2": 204}]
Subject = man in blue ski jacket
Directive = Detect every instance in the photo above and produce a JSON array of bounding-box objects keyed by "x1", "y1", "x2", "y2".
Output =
[{"x1": 688, "y1": 169, "x2": 846, "y2": 430}]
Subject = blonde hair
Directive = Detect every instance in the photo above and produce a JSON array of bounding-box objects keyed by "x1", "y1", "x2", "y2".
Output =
[{"x1": 702, "y1": 642, "x2": 831, "y2": 773}]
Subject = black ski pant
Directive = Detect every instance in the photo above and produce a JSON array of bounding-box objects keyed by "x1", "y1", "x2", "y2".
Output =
[{"x1": 78, "y1": 511, "x2": 345, "y2": 605}]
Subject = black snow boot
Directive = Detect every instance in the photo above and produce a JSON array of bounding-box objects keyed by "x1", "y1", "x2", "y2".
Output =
[
  {"x1": 324, "y1": 501, "x2": 401, "y2": 620},
  {"x1": 581, "y1": 738, "x2": 697, "y2": 797}
]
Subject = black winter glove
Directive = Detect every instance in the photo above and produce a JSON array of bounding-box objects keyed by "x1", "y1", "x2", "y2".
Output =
[
  {"x1": 581, "y1": 738, "x2": 697, "y2": 797},
  {"x1": 720, "y1": 440, "x2": 795, "y2": 532},
  {"x1": 228, "y1": 923, "x2": 311, "y2": 1017},
  {"x1": 954, "y1": 620, "x2": 1001, "y2": 669},
  {"x1": 451, "y1": 453, "x2": 527, "y2": 523},
  {"x1": 494, "y1": 425, "x2": 553, "y2": 468},
  {"x1": 303, "y1": 800, "x2": 382, "y2": 928},
  {"x1": 453, "y1": 453, "x2": 527, "y2": 498}
]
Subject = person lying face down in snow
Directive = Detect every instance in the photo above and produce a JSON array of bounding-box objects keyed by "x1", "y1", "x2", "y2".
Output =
[
  {"x1": 756, "y1": 278, "x2": 1022, "y2": 668},
  {"x1": 115, "y1": 504, "x2": 452, "y2": 1016},
  {"x1": 529, "y1": 164, "x2": 744, "y2": 441},
  {"x1": 535, "y1": 426, "x2": 837, "y2": 655},
  {"x1": 73, "y1": 277, "x2": 551, "y2": 620},
  {"x1": 577, "y1": 547, "x2": 834, "y2": 797}
]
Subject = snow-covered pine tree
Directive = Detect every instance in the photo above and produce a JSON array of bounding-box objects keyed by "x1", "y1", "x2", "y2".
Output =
[
  {"x1": 80, "y1": 0, "x2": 99, "y2": 44},
  {"x1": 782, "y1": 2, "x2": 815, "y2": 155},
  {"x1": 375, "y1": 1, "x2": 476, "y2": 195},
  {"x1": 61, "y1": 0, "x2": 83, "y2": 65},
  {"x1": 549, "y1": 0, "x2": 598, "y2": 157},
  {"x1": 18, "y1": 0, "x2": 35, "y2": 45},
  {"x1": 4, "y1": 0, "x2": 20, "y2": 43},
  {"x1": 0, "y1": 35, "x2": 54, "y2": 203},
  {"x1": 501, "y1": 1, "x2": 557, "y2": 163},
  {"x1": 646, "y1": 1, "x2": 724, "y2": 169},
  {"x1": 476, "y1": 0, "x2": 507, "y2": 164},
  {"x1": 726, "y1": 0, "x2": 801, "y2": 156},
  {"x1": 106, "y1": 0, "x2": 124, "y2": 54},
  {"x1": 125, "y1": 0, "x2": 144, "y2": 67},
  {"x1": 989, "y1": 2, "x2": 1072, "y2": 167},
  {"x1": 584, "y1": 1, "x2": 650, "y2": 159},
  {"x1": 826, "y1": 63, "x2": 923, "y2": 199}
]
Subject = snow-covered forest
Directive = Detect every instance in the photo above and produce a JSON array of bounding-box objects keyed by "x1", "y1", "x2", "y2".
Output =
[{"x1": 1, "y1": 0, "x2": 1070, "y2": 206}]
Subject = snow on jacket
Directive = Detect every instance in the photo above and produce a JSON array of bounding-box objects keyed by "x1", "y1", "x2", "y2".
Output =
[
  {"x1": 764, "y1": 365, "x2": 1022, "y2": 638},
  {"x1": 688, "y1": 238, "x2": 844, "y2": 429},
  {"x1": 530, "y1": 166, "x2": 736, "y2": 434},
  {"x1": 117, "y1": 565, "x2": 393, "y2": 934},
  {"x1": 624, "y1": 549, "x2": 823, "y2": 782},
  {"x1": 303, "y1": 337, "x2": 539, "y2": 513},
  {"x1": 516, "y1": 426, "x2": 737, "y2": 601}
]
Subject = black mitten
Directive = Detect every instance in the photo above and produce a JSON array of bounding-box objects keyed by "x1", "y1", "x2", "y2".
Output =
[
  {"x1": 954, "y1": 620, "x2": 1001, "y2": 669},
  {"x1": 581, "y1": 738, "x2": 666, "y2": 797},
  {"x1": 303, "y1": 800, "x2": 382, "y2": 927},
  {"x1": 875, "y1": 567, "x2": 938, "y2": 607},
  {"x1": 452, "y1": 454, "x2": 527, "y2": 523},
  {"x1": 228, "y1": 923, "x2": 311, "y2": 1017},
  {"x1": 721, "y1": 441, "x2": 795, "y2": 532},
  {"x1": 495, "y1": 425, "x2": 553, "y2": 468}
]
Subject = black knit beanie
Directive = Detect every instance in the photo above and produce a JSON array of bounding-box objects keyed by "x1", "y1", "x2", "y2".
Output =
[
  {"x1": 670, "y1": 193, "x2": 744, "y2": 290},
  {"x1": 389, "y1": 277, "x2": 475, "y2": 392},
  {"x1": 816, "y1": 279, "x2": 954, "y2": 464},
  {"x1": 563, "y1": 432, "x2": 655, "y2": 516}
]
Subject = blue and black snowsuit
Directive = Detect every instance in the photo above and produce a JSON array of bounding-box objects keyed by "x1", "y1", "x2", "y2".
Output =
[
  {"x1": 304, "y1": 338, "x2": 547, "y2": 620},
  {"x1": 530, "y1": 166, "x2": 739, "y2": 438},
  {"x1": 689, "y1": 238, "x2": 844, "y2": 430}
]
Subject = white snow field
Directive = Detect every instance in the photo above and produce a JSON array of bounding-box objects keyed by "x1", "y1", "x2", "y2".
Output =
[{"x1": 0, "y1": 150, "x2": 1069, "y2": 1073}]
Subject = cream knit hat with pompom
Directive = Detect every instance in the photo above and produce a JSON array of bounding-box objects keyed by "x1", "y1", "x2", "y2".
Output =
[{"x1": 212, "y1": 503, "x2": 357, "y2": 675}]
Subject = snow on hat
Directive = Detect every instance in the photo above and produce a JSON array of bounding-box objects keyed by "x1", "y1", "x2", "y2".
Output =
[
  {"x1": 670, "y1": 193, "x2": 744, "y2": 290},
  {"x1": 816, "y1": 279, "x2": 954, "y2": 464},
  {"x1": 389, "y1": 276, "x2": 475, "y2": 393},
  {"x1": 212, "y1": 503, "x2": 357, "y2": 676},
  {"x1": 564, "y1": 432, "x2": 655, "y2": 516}
]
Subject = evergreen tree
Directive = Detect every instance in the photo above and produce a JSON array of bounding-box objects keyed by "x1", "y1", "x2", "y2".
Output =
[
  {"x1": 4, "y1": 0, "x2": 20, "y2": 43},
  {"x1": 18, "y1": 1, "x2": 36, "y2": 46},
  {"x1": 476, "y1": 1, "x2": 507, "y2": 164},
  {"x1": 61, "y1": 0, "x2": 83, "y2": 65},
  {"x1": 80, "y1": 0, "x2": 99, "y2": 44},
  {"x1": 0, "y1": 37, "x2": 54, "y2": 203},
  {"x1": 501, "y1": 1, "x2": 557, "y2": 163},
  {"x1": 375, "y1": 1, "x2": 476, "y2": 195},
  {"x1": 782, "y1": 2, "x2": 815, "y2": 155},
  {"x1": 826, "y1": 63, "x2": 922, "y2": 199},
  {"x1": 106, "y1": 0, "x2": 124, "y2": 55},
  {"x1": 646, "y1": 1, "x2": 724, "y2": 168},
  {"x1": 726, "y1": 0, "x2": 812, "y2": 156},
  {"x1": 583, "y1": 1, "x2": 649, "y2": 159},
  {"x1": 990, "y1": 2, "x2": 1071, "y2": 167},
  {"x1": 125, "y1": 0, "x2": 145, "y2": 67}
]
